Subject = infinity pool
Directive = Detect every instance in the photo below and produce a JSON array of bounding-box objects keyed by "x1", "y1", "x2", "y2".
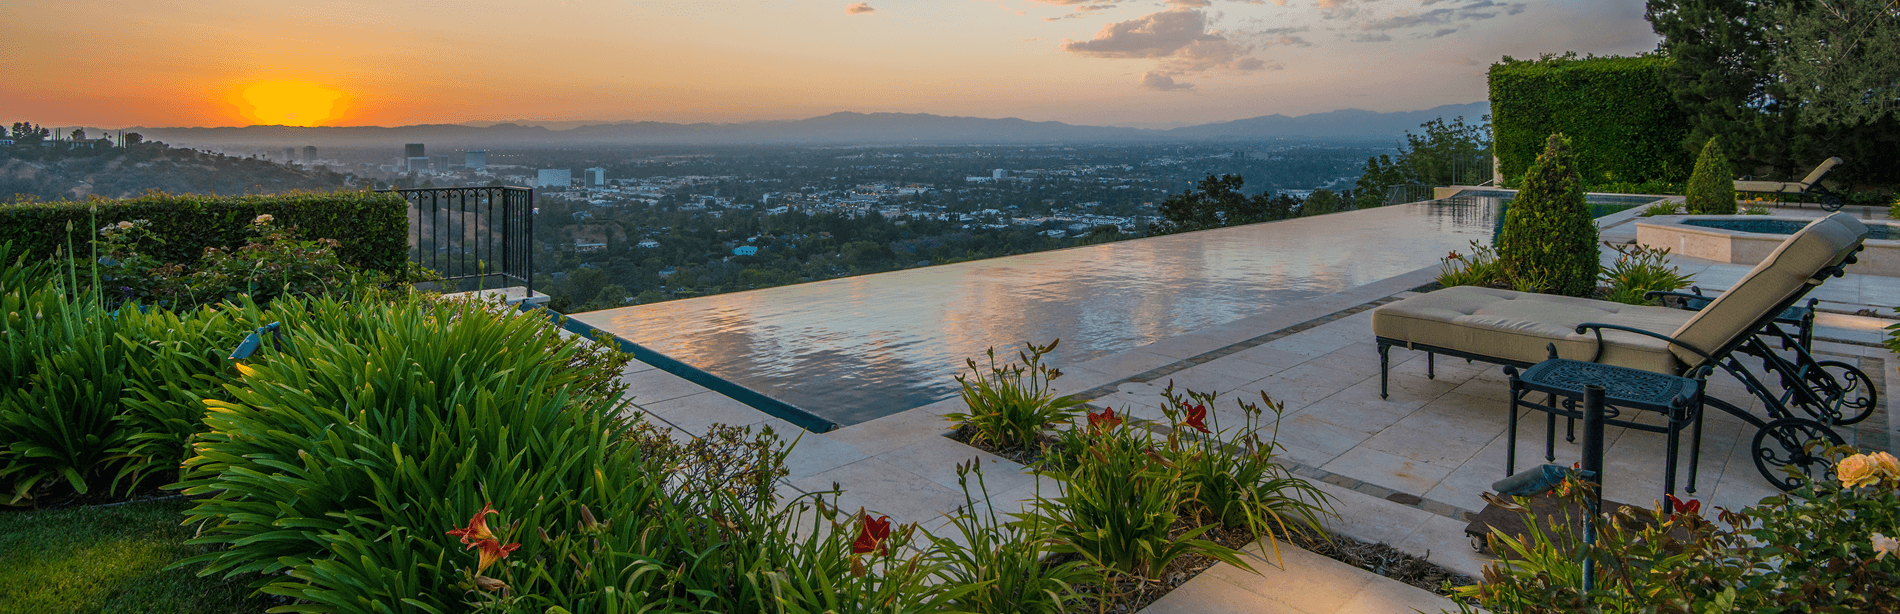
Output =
[{"x1": 575, "y1": 194, "x2": 1630, "y2": 427}]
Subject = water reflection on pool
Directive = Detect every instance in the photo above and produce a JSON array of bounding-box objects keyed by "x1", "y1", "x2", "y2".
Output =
[{"x1": 578, "y1": 197, "x2": 1541, "y2": 426}]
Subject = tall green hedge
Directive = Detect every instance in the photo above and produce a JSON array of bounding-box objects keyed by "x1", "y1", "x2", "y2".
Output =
[
  {"x1": 1490, "y1": 54, "x2": 1693, "y2": 188},
  {"x1": 0, "y1": 190, "x2": 407, "y2": 274}
]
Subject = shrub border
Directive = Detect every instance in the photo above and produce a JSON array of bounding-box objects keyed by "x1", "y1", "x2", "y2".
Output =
[{"x1": 0, "y1": 191, "x2": 407, "y2": 274}]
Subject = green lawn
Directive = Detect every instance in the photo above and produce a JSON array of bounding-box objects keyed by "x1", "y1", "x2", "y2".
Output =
[{"x1": 0, "y1": 498, "x2": 270, "y2": 614}]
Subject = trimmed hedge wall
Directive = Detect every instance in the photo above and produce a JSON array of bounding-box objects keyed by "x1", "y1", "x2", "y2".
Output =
[
  {"x1": 0, "y1": 190, "x2": 407, "y2": 274},
  {"x1": 1490, "y1": 55, "x2": 1693, "y2": 188}
]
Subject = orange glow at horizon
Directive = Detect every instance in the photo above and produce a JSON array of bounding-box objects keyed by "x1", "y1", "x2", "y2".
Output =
[{"x1": 232, "y1": 80, "x2": 347, "y2": 127}]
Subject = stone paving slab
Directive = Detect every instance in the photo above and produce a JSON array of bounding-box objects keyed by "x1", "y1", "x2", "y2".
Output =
[{"x1": 1141, "y1": 538, "x2": 1464, "y2": 614}]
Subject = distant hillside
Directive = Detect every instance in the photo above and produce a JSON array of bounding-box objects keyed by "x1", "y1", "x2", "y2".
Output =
[
  {"x1": 1164, "y1": 102, "x2": 1490, "y2": 141},
  {"x1": 132, "y1": 103, "x2": 1491, "y2": 148},
  {"x1": 0, "y1": 144, "x2": 349, "y2": 202}
]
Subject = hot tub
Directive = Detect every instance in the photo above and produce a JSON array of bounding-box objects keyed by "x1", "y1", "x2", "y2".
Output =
[{"x1": 1635, "y1": 215, "x2": 1900, "y2": 276}]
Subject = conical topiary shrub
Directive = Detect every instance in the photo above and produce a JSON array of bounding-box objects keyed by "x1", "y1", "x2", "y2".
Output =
[
  {"x1": 1498, "y1": 133, "x2": 1599, "y2": 297},
  {"x1": 1685, "y1": 136, "x2": 1737, "y2": 215}
]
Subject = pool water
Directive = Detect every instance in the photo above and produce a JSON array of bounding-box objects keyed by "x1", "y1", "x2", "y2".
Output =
[
  {"x1": 576, "y1": 194, "x2": 1637, "y2": 427},
  {"x1": 1685, "y1": 217, "x2": 1894, "y2": 240}
]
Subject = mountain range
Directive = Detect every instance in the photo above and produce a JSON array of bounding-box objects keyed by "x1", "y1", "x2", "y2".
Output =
[{"x1": 130, "y1": 102, "x2": 1488, "y2": 148}]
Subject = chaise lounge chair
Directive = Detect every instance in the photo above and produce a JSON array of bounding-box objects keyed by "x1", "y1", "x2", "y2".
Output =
[
  {"x1": 1370, "y1": 212, "x2": 1871, "y2": 490},
  {"x1": 1734, "y1": 156, "x2": 1846, "y2": 212}
]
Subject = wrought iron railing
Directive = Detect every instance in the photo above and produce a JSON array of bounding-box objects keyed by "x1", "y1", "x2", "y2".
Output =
[{"x1": 384, "y1": 186, "x2": 534, "y2": 297}]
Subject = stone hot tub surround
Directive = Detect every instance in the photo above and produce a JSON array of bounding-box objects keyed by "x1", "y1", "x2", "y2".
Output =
[{"x1": 1636, "y1": 215, "x2": 1900, "y2": 277}]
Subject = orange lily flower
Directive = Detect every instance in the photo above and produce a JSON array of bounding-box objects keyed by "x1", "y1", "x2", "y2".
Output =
[
  {"x1": 446, "y1": 502, "x2": 499, "y2": 546},
  {"x1": 1086, "y1": 407, "x2": 1122, "y2": 433},
  {"x1": 474, "y1": 538, "x2": 520, "y2": 572},
  {"x1": 1182, "y1": 403, "x2": 1210, "y2": 434},
  {"x1": 851, "y1": 512, "x2": 893, "y2": 555}
]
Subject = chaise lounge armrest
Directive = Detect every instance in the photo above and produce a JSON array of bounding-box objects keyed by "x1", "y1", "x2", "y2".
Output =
[{"x1": 1574, "y1": 322, "x2": 1717, "y2": 372}]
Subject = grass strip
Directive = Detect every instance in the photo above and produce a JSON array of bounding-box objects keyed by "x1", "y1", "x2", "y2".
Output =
[{"x1": 0, "y1": 499, "x2": 269, "y2": 614}]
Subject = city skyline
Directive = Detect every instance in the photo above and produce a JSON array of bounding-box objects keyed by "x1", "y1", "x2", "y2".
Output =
[{"x1": 7, "y1": 0, "x2": 1656, "y2": 129}]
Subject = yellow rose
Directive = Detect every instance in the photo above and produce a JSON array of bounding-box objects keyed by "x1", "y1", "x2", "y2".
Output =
[
  {"x1": 1873, "y1": 451, "x2": 1900, "y2": 484},
  {"x1": 116, "y1": 221, "x2": 133, "y2": 230},
  {"x1": 1840, "y1": 453, "x2": 1883, "y2": 489},
  {"x1": 253, "y1": 214, "x2": 274, "y2": 225}
]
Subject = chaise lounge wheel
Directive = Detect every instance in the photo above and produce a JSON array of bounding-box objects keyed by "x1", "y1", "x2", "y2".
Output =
[
  {"x1": 1795, "y1": 360, "x2": 1877, "y2": 426},
  {"x1": 1820, "y1": 192, "x2": 1845, "y2": 212},
  {"x1": 1752, "y1": 418, "x2": 1845, "y2": 492}
]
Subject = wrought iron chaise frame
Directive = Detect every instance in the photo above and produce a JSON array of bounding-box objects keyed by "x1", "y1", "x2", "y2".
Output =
[{"x1": 1375, "y1": 243, "x2": 1870, "y2": 491}]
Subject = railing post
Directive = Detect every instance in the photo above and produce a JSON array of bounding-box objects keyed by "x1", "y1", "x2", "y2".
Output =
[{"x1": 387, "y1": 186, "x2": 535, "y2": 297}]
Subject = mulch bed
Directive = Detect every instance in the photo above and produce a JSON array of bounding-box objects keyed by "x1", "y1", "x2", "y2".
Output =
[
  {"x1": 946, "y1": 426, "x2": 1479, "y2": 610},
  {"x1": 1, "y1": 480, "x2": 184, "y2": 511}
]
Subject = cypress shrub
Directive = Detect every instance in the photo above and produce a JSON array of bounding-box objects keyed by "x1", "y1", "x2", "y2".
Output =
[
  {"x1": 1498, "y1": 134, "x2": 1599, "y2": 297},
  {"x1": 1685, "y1": 137, "x2": 1737, "y2": 214}
]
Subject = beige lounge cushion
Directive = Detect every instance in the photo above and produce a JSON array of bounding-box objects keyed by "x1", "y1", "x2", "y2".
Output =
[
  {"x1": 1373, "y1": 286, "x2": 1694, "y2": 374},
  {"x1": 1668, "y1": 212, "x2": 1867, "y2": 364}
]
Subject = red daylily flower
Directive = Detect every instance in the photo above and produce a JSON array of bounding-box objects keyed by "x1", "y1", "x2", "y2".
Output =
[
  {"x1": 851, "y1": 512, "x2": 893, "y2": 555},
  {"x1": 446, "y1": 502, "x2": 499, "y2": 546},
  {"x1": 1086, "y1": 407, "x2": 1122, "y2": 433},
  {"x1": 474, "y1": 538, "x2": 520, "y2": 572},
  {"x1": 1182, "y1": 403, "x2": 1210, "y2": 434},
  {"x1": 1665, "y1": 494, "x2": 1700, "y2": 520}
]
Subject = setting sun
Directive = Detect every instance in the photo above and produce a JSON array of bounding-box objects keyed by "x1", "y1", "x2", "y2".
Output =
[{"x1": 233, "y1": 80, "x2": 345, "y2": 127}]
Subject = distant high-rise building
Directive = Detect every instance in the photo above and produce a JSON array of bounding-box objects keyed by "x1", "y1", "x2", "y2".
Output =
[
  {"x1": 993, "y1": 169, "x2": 1009, "y2": 179},
  {"x1": 407, "y1": 156, "x2": 431, "y2": 173},
  {"x1": 283, "y1": 147, "x2": 296, "y2": 161},
  {"x1": 537, "y1": 169, "x2": 572, "y2": 189},
  {"x1": 405, "y1": 143, "x2": 425, "y2": 158},
  {"x1": 433, "y1": 155, "x2": 451, "y2": 171},
  {"x1": 584, "y1": 167, "x2": 606, "y2": 187},
  {"x1": 302, "y1": 145, "x2": 317, "y2": 162},
  {"x1": 464, "y1": 150, "x2": 487, "y2": 171}
]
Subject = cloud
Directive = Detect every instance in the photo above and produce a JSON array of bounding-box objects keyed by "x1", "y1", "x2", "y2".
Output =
[
  {"x1": 1061, "y1": 8, "x2": 1273, "y2": 91},
  {"x1": 1349, "y1": 31, "x2": 1391, "y2": 42},
  {"x1": 1268, "y1": 35, "x2": 1312, "y2": 46},
  {"x1": 1359, "y1": 9, "x2": 1453, "y2": 30},
  {"x1": 845, "y1": 2, "x2": 874, "y2": 14},
  {"x1": 1140, "y1": 71, "x2": 1195, "y2": 91},
  {"x1": 1031, "y1": 0, "x2": 1120, "y2": 19},
  {"x1": 1043, "y1": 4, "x2": 1116, "y2": 20},
  {"x1": 1062, "y1": 9, "x2": 1235, "y2": 60},
  {"x1": 1421, "y1": 27, "x2": 1459, "y2": 38},
  {"x1": 1165, "y1": 0, "x2": 1212, "y2": 6}
]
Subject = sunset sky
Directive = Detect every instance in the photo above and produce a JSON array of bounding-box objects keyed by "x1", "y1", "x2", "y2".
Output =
[{"x1": 4, "y1": 0, "x2": 1657, "y2": 129}]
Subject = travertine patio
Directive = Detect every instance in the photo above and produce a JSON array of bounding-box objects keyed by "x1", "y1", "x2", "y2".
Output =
[{"x1": 588, "y1": 203, "x2": 1899, "y2": 613}]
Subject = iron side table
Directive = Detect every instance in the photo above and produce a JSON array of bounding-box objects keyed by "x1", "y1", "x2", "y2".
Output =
[{"x1": 1503, "y1": 359, "x2": 1707, "y2": 502}]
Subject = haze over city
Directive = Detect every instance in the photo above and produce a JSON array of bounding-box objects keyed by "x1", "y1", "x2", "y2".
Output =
[{"x1": 7, "y1": 0, "x2": 1657, "y2": 129}]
